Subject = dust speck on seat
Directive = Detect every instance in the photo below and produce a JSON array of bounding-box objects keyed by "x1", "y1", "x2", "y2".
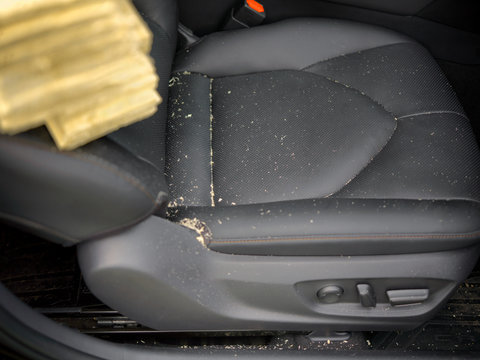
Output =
[{"x1": 178, "y1": 218, "x2": 212, "y2": 247}]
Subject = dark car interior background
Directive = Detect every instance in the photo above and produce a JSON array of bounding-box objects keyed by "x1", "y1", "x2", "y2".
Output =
[{"x1": 1, "y1": 0, "x2": 479, "y2": 358}]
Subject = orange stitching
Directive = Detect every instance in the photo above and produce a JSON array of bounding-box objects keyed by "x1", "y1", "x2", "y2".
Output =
[
  {"x1": 210, "y1": 231, "x2": 480, "y2": 244},
  {"x1": 66, "y1": 152, "x2": 155, "y2": 202},
  {"x1": 4, "y1": 136, "x2": 156, "y2": 203}
]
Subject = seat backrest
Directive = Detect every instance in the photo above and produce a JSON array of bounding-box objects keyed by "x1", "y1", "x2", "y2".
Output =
[{"x1": 0, "y1": 0, "x2": 178, "y2": 245}]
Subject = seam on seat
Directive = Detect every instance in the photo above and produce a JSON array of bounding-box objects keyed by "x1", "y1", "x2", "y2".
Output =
[
  {"x1": 68, "y1": 153, "x2": 157, "y2": 203},
  {"x1": 397, "y1": 110, "x2": 469, "y2": 121},
  {"x1": 2, "y1": 137, "x2": 157, "y2": 204},
  {"x1": 311, "y1": 78, "x2": 471, "y2": 198},
  {"x1": 324, "y1": 124, "x2": 397, "y2": 198},
  {"x1": 178, "y1": 42, "x2": 415, "y2": 79},
  {"x1": 209, "y1": 230, "x2": 480, "y2": 244},
  {"x1": 306, "y1": 72, "x2": 398, "y2": 119},
  {"x1": 168, "y1": 196, "x2": 480, "y2": 212},
  {"x1": 306, "y1": 72, "x2": 399, "y2": 198},
  {"x1": 300, "y1": 42, "x2": 415, "y2": 72},
  {"x1": 209, "y1": 78, "x2": 215, "y2": 207},
  {"x1": 107, "y1": 135, "x2": 163, "y2": 173},
  {"x1": 324, "y1": 118, "x2": 397, "y2": 198},
  {"x1": 194, "y1": 70, "x2": 399, "y2": 200}
]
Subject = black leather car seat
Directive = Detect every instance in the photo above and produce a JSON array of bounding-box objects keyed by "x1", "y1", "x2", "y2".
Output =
[
  {"x1": 1, "y1": 0, "x2": 480, "y2": 331},
  {"x1": 168, "y1": 18, "x2": 480, "y2": 256}
]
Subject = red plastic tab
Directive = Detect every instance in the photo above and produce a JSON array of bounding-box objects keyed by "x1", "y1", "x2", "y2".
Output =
[{"x1": 246, "y1": 0, "x2": 264, "y2": 13}]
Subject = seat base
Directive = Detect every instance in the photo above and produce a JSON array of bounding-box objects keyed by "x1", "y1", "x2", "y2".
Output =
[{"x1": 78, "y1": 216, "x2": 480, "y2": 332}]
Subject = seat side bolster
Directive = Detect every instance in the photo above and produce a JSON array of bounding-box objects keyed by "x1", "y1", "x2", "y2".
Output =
[
  {"x1": 0, "y1": 130, "x2": 168, "y2": 245},
  {"x1": 170, "y1": 198, "x2": 480, "y2": 255}
]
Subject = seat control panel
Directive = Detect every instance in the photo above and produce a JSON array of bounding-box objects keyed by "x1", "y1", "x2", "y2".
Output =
[{"x1": 295, "y1": 277, "x2": 449, "y2": 325}]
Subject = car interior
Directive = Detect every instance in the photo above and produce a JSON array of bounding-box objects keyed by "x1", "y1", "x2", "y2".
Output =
[{"x1": 1, "y1": 0, "x2": 479, "y2": 358}]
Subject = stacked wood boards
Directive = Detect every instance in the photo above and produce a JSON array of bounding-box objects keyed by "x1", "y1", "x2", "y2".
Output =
[{"x1": 0, "y1": 0, "x2": 161, "y2": 150}]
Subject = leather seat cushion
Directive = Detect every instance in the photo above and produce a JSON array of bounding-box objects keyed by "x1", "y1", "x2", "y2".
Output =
[
  {"x1": 166, "y1": 18, "x2": 480, "y2": 255},
  {"x1": 167, "y1": 70, "x2": 397, "y2": 205}
]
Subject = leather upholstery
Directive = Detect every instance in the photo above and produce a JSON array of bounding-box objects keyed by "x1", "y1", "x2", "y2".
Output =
[
  {"x1": 0, "y1": 129, "x2": 167, "y2": 244},
  {"x1": 305, "y1": 42, "x2": 465, "y2": 117},
  {"x1": 166, "y1": 73, "x2": 212, "y2": 206},
  {"x1": 211, "y1": 70, "x2": 397, "y2": 205},
  {"x1": 174, "y1": 18, "x2": 412, "y2": 77},
  {"x1": 335, "y1": 112, "x2": 480, "y2": 201},
  {"x1": 167, "y1": 70, "x2": 399, "y2": 206},
  {"x1": 168, "y1": 18, "x2": 480, "y2": 255},
  {"x1": 171, "y1": 199, "x2": 480, "y2": 255}
]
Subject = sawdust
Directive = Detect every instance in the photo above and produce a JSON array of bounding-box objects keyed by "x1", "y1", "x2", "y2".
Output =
[
  {"x1": 168, "y1": 196, "x2": 184, "y2": 208},
  {"x1": 178, "y1": 217, "x2": 212, "y2": 247},
  {"x1": 168, "y1": 76, "x2": 180, "y2": 87},
  {"x1": 209, "y1": 78, "x2": 215, "y2": 207}
]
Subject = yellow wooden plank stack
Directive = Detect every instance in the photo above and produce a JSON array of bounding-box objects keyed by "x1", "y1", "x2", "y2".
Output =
[{"x1": 0, "y1": 0, "x2": 161, "y2": 150}]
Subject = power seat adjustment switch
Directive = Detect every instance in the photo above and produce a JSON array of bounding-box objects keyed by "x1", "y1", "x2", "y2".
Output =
[
  {"x1": 356, "y1": 284, "x2": 376, "y2": 307},
  {"x1": 317, "y1": 285, "x2": 344, "y2": 304},
  {"x1": 386, "y1": 289, "x2": 429, "y2": 306}
]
